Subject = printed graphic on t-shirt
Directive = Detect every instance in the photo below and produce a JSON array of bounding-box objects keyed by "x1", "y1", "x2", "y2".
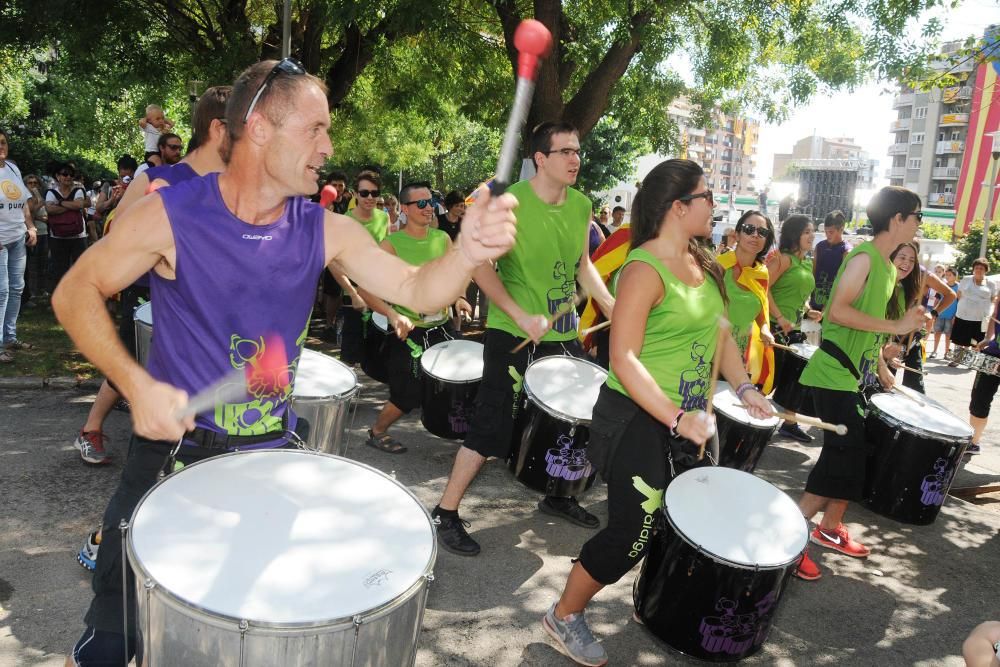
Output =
[
  {"x1": 215, "y1": 331, "x2": 301, "y2": 435},
  {"x1": 547, "y1": 260, "x2": 578, "y2": 333},
  {"x1": 2, "y1": 179, "x2": 25, "y2": 207},
  {"x1": 678, "y1": 342, "x2": 710, "y2": 410},
  {"x1": 858, "y1": 341, "x2": 881, "y2": 387}
]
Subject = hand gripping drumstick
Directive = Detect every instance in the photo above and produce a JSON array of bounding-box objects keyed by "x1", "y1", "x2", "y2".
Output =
[
  {"x1": 510, "y1": 294, "x2": 583, "y2": 354},
  {"x1": 699, "y1": 318, "x2": 731, "y2": 460},
  {"x1": 492, "y1": 20, "x2": 554, "y2": 196}
]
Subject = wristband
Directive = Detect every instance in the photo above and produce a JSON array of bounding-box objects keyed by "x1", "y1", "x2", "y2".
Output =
[
  {"x1": 929, "y1": 308, "x2": 939, "y2": 318},
  {"x1": 735, "y1": 382, "x2": 755, "y2": 400},
  {"x1": 668, "y1": 410, "x2": 684, "y2": 438}
]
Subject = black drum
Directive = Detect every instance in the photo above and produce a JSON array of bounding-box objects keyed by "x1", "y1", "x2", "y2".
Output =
[
  {"x1": 713, "y1": 382, "x2": 780, "y2": 473},
  {"x1": 361, "y1": 311, "x2": 390, "y2": 383},
  {"x1": 771, "y1": 342, "x2": 818, "y2": 417},
  {"x1": 508, "y1": 356, "x2": 606, "y2": 497},
  {"x1": 420, "y1": 339, "x2": 484, "y2": 440},
  {"x1": 634, "y1": 468, "x2": 808, "y2": 662},
  {"x1": 863, "y1": 392, "x2": 973, "y2": 525}
]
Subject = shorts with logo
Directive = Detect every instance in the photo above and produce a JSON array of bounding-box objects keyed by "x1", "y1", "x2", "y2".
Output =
[
  {"x1": 804, "y1": 387, "x2": 868, "y2": 501},
  {"x1": 386, "y1": 321, "x2": 453, "y2": 413},
  {"x1": 462, "y1": 329, "x2": 582, "y2": 460}
]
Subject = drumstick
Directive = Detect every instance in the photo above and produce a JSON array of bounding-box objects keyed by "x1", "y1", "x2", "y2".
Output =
[
  {"x1": 699, "y1": 318, "x2": 731, "y2": 460},
  {"x1": 891, "y1": 385, "x2": 926, "y2": 407},
  {"x1": 580, "y1": 319, "x2": 612, "y2": 336},
  {"x1": 770, "y1": 342, "x2": 797, "y2": 353},
  {"x1": 772, "y1": 411, "x2": 847, "y2": 435},
  {"x1": 491, "y1": 20, "x2": 553, "y2": 195},
  {"x1": 895, "y1": 364, "x2": 925, "y2": 376}
]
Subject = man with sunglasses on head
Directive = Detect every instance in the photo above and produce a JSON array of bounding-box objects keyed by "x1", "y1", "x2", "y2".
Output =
[
  {"x1": 792, "y1": 186, "x2": 927, "y2": 582},
  {"x1": 431, "y1": 121, "x2": 616, "y2": 557},
  {"x1": 55, "y1": 60, "x2": 517, "y2": 666}
]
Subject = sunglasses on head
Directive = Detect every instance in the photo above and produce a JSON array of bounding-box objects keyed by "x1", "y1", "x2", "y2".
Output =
[
  {"x1": 404, "y1": 198, "x2": 432, "y2": 209},
  {"x1": 243, "y1": 57, "x2": 306, "y2": 124},
  {"x1": 739, "y1": 223, "x2": 769, "y2": 238},
  {"x1": 679, "y1": 189, "x2": 714, "y2": 206},
  {"x1": 357, "y1": 189, "x2": 380, "y2": 199}
]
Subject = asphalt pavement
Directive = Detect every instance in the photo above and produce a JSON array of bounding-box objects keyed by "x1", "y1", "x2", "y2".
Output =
[{"x1": 1, "y1": 349, "x2": 998, "y2": 666}]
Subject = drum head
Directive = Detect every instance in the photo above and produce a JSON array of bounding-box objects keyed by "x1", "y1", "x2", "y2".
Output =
[
  {"x1": 665, "y1": 467, "x2": 807, "y2": 568},
  {"x1": 523, "y1": 356, "x2": 607, "y2": 424},
  {"x1": 129, "y1": 450, "x2": 435, "y2": 625},
  {"x1": 293, "y1": 348, "x2": 357, "y2": 399},
  {"x1": 371, "y1": 311, "x2": 389, "y2": 333},
  {"x1": 134, "y1": 302, "x2": 152, "y2": 325},
  {"x1": 870, "y1": 392, "x2": 974, "y2": 439},
  {"x1": 421, "y1": 339, "x2": 484, "y2": 382},
  {"x1": 713, "y1": 381, "x2": 779, "y2": 427},
  {"x1": 789, "y1": 342, "x2": 817, "y2": 360}
]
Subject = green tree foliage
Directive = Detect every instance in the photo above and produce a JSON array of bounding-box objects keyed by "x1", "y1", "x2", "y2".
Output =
[{"x1": 953, "y1": 222, "x2": 1000, "y2": 276}]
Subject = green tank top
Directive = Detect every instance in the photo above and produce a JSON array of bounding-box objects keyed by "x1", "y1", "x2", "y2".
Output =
[
  {"x1": 350, "y1": 208, "x2": 389, "y2": 244},
  {"x1": 486, "y1": 180, "x2": 590, "y2": 342},
  {"x1": 800, "y1": 241, "x2": 897, "y2": 392},
  {"x1": 724, "y1": 265, "x2": 763, "y2": 355},
  {"x1": 386, "y1": 228, "x2": 450, "y2": 327},
  {"x1": 607, "y1": 249, "x2": 725, "y2": 409},
  {"x1": 771, "y1": 253, "x2": 815, "y2": 325}
]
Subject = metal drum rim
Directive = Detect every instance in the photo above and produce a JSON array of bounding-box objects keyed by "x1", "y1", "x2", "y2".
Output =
[
  {"x1": 522, "y1": 356, "x2": 608, "y2": 426},
  {"x1": 126, "y1": 449, "x2": 437, "y2": 630},
  {"x1": 420, "y1": 340, "x2": 485, "y2": 384},
  {"x1": 868, "y1": 398, "x2": 973, "y2": 443},
  {"x1": 291, "y1": 384, "x2": 361, "y2": 403}
]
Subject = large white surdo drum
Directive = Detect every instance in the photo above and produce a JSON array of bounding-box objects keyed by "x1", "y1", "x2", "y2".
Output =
[{"x1": 126, "y1": 449, "x2": 436, "y2": 666}]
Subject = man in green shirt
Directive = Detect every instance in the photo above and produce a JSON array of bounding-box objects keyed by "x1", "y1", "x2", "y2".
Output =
[
  {"x1": 794, "y1": 186, "x2": 926, "y2": 581},
  {"x1": 431, "y1": 121, "x2": 615, "y2": 557}
]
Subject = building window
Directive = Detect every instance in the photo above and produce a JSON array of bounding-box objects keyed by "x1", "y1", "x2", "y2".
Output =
[
  {"x1": 911, "y1": 133, "x2": 924, "y2": 144},
  {"x1": 914, "y1": 107, "x2": 927, "y2": 119},
  {"x1": 908, "y1": 158, "x2": 922, "y2": 169},
  {"x1": 951, "y1": 130, "x2": 961, "y2": 141}
]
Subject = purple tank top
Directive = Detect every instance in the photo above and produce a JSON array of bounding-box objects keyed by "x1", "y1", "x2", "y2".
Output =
[
  {"x1": 132, "y1": 163, "x2": 200, "y2": 288},
  {"x1": 811, "y1": 240, "x2": 851, "y2": 309},
  {"x1": 147, "y1": 173, "x2": 325, "y2": 439}
]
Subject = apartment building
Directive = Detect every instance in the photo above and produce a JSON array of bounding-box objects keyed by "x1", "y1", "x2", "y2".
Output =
[{"x1": 667, "y1": 98, "x2": 760, "y2": 195}]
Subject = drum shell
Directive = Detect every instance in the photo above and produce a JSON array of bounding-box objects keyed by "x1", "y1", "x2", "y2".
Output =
[
  {"x1": 863, "y1": 405, "x2": 969, "y2": 525},
  {"x1": 508, "y1": 402, "x2": 596, "y2": 497},
  {"x1": 361, "y1": 318, "x2": 390, "y2": 384},
  {"x1": 771, "y1": 348, "x2": 816, "y2": 417},
  {"x1": 290, "y1": 389, "x2": 359, "y2": 456},
  {"x1": 634, "y1": 513, "x2": 798, "y2": 662},
  {"x1": 421, "y1": 375, "x2": 479, "y2": 440},
  {"x1": 715, "y1": 409, "x2": 778, "y2": 473},
  {"x1": 134, "y1": 304, "x2": 153, "y2": 367}
]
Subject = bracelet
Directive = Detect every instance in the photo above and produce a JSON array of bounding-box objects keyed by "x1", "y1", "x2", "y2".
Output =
[
  {"x1": 668, "y1": 410, "x2": 684, "y2": 438},
  {"x1": 735, "y1": 382, "x2": 755, "y2": 400},
  {"x1": 930, "y1": 307, "x2": 939, "y2": 318}
]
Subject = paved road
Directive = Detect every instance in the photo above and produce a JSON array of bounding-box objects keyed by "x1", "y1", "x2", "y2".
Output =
[{"x1": 1, "y1": 353, "x2": 998, "y2": 666}]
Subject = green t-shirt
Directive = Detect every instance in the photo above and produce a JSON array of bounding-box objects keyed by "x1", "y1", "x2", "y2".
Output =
[
  {"x1": 386, "y1": 228, "x2": 450, "y2": 327},
  {"x1": 724, "y1": 265, "x2": 763, "y2": 355},
  {"x1": 800, "y1": 241, "x2": 897, "y2": 392},
  {"x1": 350, "y1": 208, "x2": 389, "y2": 244},
  {"x1": 771, "y1": 254, "x2": 815, "y2": 326},
  {"x1": 607, "y1": 249, "x2": 725, "y2": 409},
  {"x1": 486, "y1": 179, "x2": 590, "y2": 342}
]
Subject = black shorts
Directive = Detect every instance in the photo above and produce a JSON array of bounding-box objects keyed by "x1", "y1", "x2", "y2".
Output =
[
  {"x1": 463, "y1": 329, "x2": 582, "y2": 459},
  {"x1": 951, "y1": 317, "x2": 983, "y2": 347},
  {"x1": 386, "y1": 322, "x2": 453, "y2": 413},
  {"x1": 322, "y1": 269, "x2": 342, "y2": 298},
  {"x1": 969, "y1": 371, "x2": 1000, "y2": 419},
  {"x1": 804, "y1": 387, "x2": 868, "y2": 501},
  {"x1": 117, "y1": 285, "x2": 150, "y2": 357}
]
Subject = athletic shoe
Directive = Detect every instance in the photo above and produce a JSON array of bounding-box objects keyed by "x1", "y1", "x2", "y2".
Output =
[
  {"x1": 73, "y1": 431, "x2": 111, "y2": 465},
  {"x1": 795, "y1": 550, "x2": 822, "y2": 581},
  {"x1": 542, "y1": 602, "x2": 608, "y2": 666},
  {"x1": 927, "y1": 352, "x2": 936, "y2": 359},
  {"x1": 432, "y1": 508, "x2": 481, "y2": 556},
  {"x1": 966, "y1": 443, "x2": 981, "y2": 455},
  {"x1": 538, "y1": 496, "x2": 600, "y2": 529},
  {"x1": 77, "y1": 531, "x2": 100, "y2": 571},
  {"x1": 810, "y1": 524, "x2": 870, "y2": 558},
  {"x1": 778, "y1": 422, "x2": 814, "y2": 443}
]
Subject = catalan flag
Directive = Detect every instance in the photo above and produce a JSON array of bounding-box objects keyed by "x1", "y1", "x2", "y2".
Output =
[
  {"x1": 580, "y1": 226, "x2": 631, "y2": 348},
  {"x1": 955, "y1": 42, "x2": 1000, "y2": 235},
  {"x1": 716, "y1": 252, "x2": 775, "y2": 393}
]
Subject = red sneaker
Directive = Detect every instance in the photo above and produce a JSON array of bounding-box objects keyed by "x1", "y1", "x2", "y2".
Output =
[
  {"x1": 795, "y1": 550, "x2": 821, "y2": 581},
  {"x1": 810, "y1": 524, "x2": 870, "y2": 558}
]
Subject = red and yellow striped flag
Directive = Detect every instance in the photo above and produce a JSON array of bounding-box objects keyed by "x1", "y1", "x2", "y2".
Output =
[{"x1": 580, "y1": 226, "x2": 631, "y2": 348}]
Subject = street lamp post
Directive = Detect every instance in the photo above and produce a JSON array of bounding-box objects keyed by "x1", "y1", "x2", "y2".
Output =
[{"x1": 979, "y1": 130, "x2": 1000, "y2": 259}]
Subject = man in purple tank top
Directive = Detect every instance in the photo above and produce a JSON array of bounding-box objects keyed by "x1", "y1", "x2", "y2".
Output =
[{"x1": 54, "y1": 60, "x2": 518, "y2": 666}]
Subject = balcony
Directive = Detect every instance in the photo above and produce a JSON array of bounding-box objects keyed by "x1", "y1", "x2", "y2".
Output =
[
  {"x1": 932, "y1": 166, "x2": 960, "y2": 179},
  {"x1": 928, "y1": 192, "x2": 956, "y2": 206},
  {"x1": 887, "y1": 166, "x2": 906, "y2": 179},
  {"x1": 893, "y1": 93, "x2": 915, "y2": 108},
  {"x1": 936, "y1": 140, "x2": 965, "y2": 154},
  {"x1": 686, "y1": 127, "x2": 706, "y2": 137},
  {"x1": 944, "y1": 86, "x2": 973, "y2": 102},
  {"x1": 940, "y1": 113, "x2": 970, "y2": 126},
  {"x1": 888, "y1": 142, "x2": 909, "y2": 155},
  {"x1": 891, "y1": 118, "x2": 912, "y2": 131}
]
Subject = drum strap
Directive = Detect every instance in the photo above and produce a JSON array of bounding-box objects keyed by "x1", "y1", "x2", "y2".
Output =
[
  {"x1": 183, "y1": 411, "x2": 292, "y2": 450},
  {"x1": 820, "y1": 339, "x2": 860, "y2": 380}
]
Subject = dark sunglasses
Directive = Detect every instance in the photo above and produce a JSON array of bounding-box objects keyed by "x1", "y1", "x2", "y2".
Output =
[
  {"x1": 679, "y1": 190, "x2": 714, "y2": 206},
  {"x1": 243, "y1": 58, "x2": 306, "y2": 123},
  {"x1": 404, "y1": 198, "x2": 432, "y2": 209},
  {"x1": 164, "y1": 143, "x2": 183, "y2": 150},
  {"x1": 357, "y1": 189, "x2": 380, "y2": 199},
  {"x1": 739, "y1": 224, "x2": 769, "y2": 238},
  {"x1": 909, "y1": 211, "x2": 923, "y2": 223},
  {"x1": 57, "y1": 171, "x2": 73, "y2": 177}
]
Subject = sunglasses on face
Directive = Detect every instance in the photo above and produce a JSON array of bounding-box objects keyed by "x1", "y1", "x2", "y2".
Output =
[
  {"x1": 57, "y1": 171, "x2": 72, "y2": 177},
  {"x1": 164, "y1": 143, "x2": 183, "y2": 150},
  {"x1": 357, "y1": 189, "x2": 380, "y2": 199},
  {"x1": 740, "y1": 224, "x2": 769, "y2": 238},
  {"x1": 243, "y1": 57, "x2": 306, "y2": 124},
  {"x1": 679, "y1": 189, "x2": 714, "y2": 206},
  {"x1": 404, "y1": 199, "x2": 432, "y2": 209},
  {"x1": 909, "y1": 211, "x2": 923, "y2": 224}
]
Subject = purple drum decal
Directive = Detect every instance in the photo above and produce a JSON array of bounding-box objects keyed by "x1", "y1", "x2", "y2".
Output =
[
  {"x1": 699, "y1": 592, "x2": 778, "y2": 656},
  {"x1": 919, "y1": 457, "x2": 954, "y2": 506},
  {"x1": 544, "y1": 434, "x2": 593, "y2": 481}
]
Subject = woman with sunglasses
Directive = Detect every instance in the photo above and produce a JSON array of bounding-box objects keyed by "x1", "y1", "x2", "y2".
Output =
[
  {"x1": 45, "y1": 162, "x2": 89, "y2": 289},
  {"x1": 717, "y1": 211, "x2": 776, "y2": 390},
  {"x1": 0, "y1": 130, "x2": 37, "y2": 363},
  {"x1": 767, "y1": 213, "x2": 819, "y2": 442},
  {"x1": 544, "y1": 160, "x2": 772, "y2": 666}
]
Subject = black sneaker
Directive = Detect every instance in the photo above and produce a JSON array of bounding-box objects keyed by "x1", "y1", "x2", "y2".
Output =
[
  {"x1": 778, "y1": 422, "x2": 813, "y2": 443},
  {"x1": 432, "y1": 508, "x2": 481, "y2": 556},
  {"x1": 538, "y1": 496, "x2": 600, "y2": 529}
]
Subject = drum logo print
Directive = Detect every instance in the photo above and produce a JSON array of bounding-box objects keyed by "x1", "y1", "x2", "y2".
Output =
[
  {"x1": 363, "y1": 569, "x2": 392, "y2": 588},
  {"x1": 699, "y1": 592, "x2": 777, "y2": 655},
  {"x1": 546, "y1": 261, "x2": 578, "y2": 334},
  {"x1": 449, "y1": 398, "x2": 469, "y2": 434},
  {"x1": 544, "y1": 434, "x2": 593, "y2": 481},
  {"x1": 677, "y1": 342, "x2": 709, "y2": 410},
  {"x1": 920, "y1": 457, "x2": 954, "y2": 506}
]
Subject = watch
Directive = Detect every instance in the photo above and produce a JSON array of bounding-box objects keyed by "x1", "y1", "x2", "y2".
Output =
[{"x1": 929, "y1": 307, "x2": 939, "y2": 318}]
